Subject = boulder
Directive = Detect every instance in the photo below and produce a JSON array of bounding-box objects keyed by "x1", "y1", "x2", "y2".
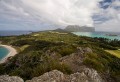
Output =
[
  {"x1": 26, "y1": 69, "x2": 104, "y2": 82},
  {"x1": 0, "y1": 75, "x2": 24, "y2": 82}
]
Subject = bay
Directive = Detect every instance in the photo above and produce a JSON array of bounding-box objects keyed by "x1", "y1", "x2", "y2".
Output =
[
  {"x1": 0, "y1": 46, "x2": 9, "y2": 60},
  {"x1": 72, "y1": 32, "x2": 120, "y2": 40}
]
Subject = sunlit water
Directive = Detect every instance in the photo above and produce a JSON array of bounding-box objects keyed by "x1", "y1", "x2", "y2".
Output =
[{"x1": 72, "y1": 32, "x2": 120, "y2": 40}]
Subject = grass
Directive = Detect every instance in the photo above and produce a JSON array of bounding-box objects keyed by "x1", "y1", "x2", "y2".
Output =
[
  {"x1": 20, "y1": 45, "x2": 30, "y2": 51},
  {"x1": 0, "y1": 31, "x2": 120, "y2": 81},
  {"x1": 105, "y1": 50, "x2": 120, "y2": 58}
]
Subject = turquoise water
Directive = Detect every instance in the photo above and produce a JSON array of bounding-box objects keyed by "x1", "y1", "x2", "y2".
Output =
[
  {"x1": 0, "y1": 46, "x2": 9, "y2": 60},
  {"x1": 72, "y1": 32, "x2": 120, "y2": 40}
]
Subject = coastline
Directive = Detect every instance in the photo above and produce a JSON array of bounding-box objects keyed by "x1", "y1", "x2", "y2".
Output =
[{"x1": 0, "y1": 45, "x2": 17, "y2": 64}]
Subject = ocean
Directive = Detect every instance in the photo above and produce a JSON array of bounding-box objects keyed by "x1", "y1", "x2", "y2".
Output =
[
  {"x1": 0, "y1": 31, "x2": 32, "y2": 61},
  {"x1": 0, "y1": 31, "x2": 32, "y2": 36},
  {"x1": 72, "y1": 32, "x2": 120, "y2": 40},
  {"x1": 0, "y1": 46, "x2": 9, "y2": 60}
]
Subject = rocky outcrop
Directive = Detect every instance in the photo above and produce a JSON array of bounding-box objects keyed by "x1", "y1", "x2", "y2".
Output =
[
  {"x1": 26, "y1": 70, "x2": 64, "y2": 82},
  {"x1": 26, "y1": 69, "x2": 103, "y2": 82},
  {"x1": 0, "y1": 75, "x2": 24, "y2": 82},
  {"x1": 83, "y1": 68, "x2": 103, "y2": 82},
  {"x1": 0, "y1": 69, "x2": 104, "y2": 82},
  {"x1": 0, "y1": 47, "x2": 104, "y2": 82},
  {"x1": 60, "y1": 47, "x2": 93, "y2": 72}
]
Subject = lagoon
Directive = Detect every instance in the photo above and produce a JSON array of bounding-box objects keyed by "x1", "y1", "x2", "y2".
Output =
[
  {"x1": 0, "y1": 46, "x2": 9, "y2": 60},
  {"x1": 73, "y1": 32, "x2": 120, "y2": 40}
]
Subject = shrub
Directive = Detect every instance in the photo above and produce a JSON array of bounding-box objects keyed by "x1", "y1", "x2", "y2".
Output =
[{"x1": 83, "y1": 57, "x2": 104, "y2": 72}]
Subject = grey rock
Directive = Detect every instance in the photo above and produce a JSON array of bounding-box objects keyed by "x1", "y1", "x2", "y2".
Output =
[
  {"x1": 83, "y1": 68, "x2": 103, "y2": 82},
  {"x1": 60, "y1": 47, "x2": 93, "y2": 72},
  {"x1": 26, "y1": 69, "x2": 104, "y2": 82},
  {"x1": 0, "y1": 68, "x2": 104, "y2": 82},
  {"x1": 26, "y1": 70, "x2": 64, "y2": 82},
  {"x1": 83, "y1": 47, "x2": 93, "y2": 53},
  {"x1": 0, "y1": 75, "x2": 24, "y2": 82}
]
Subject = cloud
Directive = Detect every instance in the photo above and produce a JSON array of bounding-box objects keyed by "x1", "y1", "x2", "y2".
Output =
[
  {"x1": 0, "y1": 0, "x2": 102, "y2": 30},
  {"x1": 95, "y1": 0, "x2": 120, "y2": 32},
  {"x1": 96, "y1": 19, "x2": 120, "y2": 32},
  {"x1": 0, "y1": 0, "x2": 119, "y2": 32},
  {"x1": 22, "y1": 0, "x2": 103, "y2": 26}
]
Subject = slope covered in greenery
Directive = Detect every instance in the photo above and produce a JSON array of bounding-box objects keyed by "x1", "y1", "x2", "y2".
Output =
[{"x1": 0, "y1": 30, "x2": 120, "y2": 82}]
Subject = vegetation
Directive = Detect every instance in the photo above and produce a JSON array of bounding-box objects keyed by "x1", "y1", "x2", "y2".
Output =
[
  {"x1": 105, "y1": 50, "x2": 120, "y2": 58},
  {"x1": 0, "y1": 31, "x2": 120, "y2": 82}
]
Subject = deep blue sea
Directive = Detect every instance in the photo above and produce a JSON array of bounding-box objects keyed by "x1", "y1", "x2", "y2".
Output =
[
  {"x1": 0, "y1": 46, "x2": 9, "y2": 60},
  {"x1": 72, "y1": 32, "x2": 120, "y2": 40},
  {"x1": 0, "y1": 31, "x2": 32, "y2": 36}
]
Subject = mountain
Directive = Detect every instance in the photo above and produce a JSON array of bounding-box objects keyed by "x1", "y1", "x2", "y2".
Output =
[
  {"x1": 65, "y1": 25, "x2": 95, "y2": 32},
  {"x1": 53, "y1": 28, "x2": 69, "y2": 33}
]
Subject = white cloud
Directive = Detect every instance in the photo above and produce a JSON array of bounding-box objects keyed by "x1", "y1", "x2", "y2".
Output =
[
  {"x1": 0, "y1": 0, "x2": 102, "y2": 28},
  {"x1": 96, "y1": 0, "x2": 120, "y2": 32},
  {"x1": 0, "y1": 0, "x2": 120, "y2": 32},
  {"x1": 96, "y1": 19, "x2": 120, "y2": 32},
  {"x1": 112, "y1": 0, "x2": 120, "y2": 6}
]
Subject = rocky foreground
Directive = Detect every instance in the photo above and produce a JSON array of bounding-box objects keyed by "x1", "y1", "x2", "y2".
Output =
[
  {"x1": 0, "y1": 47, "x2": 113, "y2": 82},
  {"x1": 0, "y1": 68, "x2": 104, "y2": 82}
]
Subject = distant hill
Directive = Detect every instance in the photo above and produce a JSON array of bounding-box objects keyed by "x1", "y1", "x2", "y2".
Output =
[
  {"x1": 65, "y1": 25, "x2": 95, "y2": 32},
  {"x1": 53, "y1": 28, "x2": 69, "y2": 33}
]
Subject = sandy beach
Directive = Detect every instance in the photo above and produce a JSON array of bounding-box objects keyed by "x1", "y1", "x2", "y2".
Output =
[{"x1": 0, "y1": 45, "x2": 17, "y2": 64}]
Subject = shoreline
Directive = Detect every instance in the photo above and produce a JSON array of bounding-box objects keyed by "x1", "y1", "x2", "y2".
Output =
[{"x1": 0, "y1": 45, "x2": 17, "y2": 64}]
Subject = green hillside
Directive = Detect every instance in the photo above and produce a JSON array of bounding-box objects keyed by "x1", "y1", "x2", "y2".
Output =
[
  {"x1": 105, "y1": 50, "x2": 120, "y2": 58},
  {"x1": 0, "y1": 31, "x2": 120, "y2": 82}
]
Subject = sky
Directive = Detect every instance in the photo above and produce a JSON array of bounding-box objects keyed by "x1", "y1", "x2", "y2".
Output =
[{"x1": 0, "y1": 0, "x2": 120, "y2": 32}]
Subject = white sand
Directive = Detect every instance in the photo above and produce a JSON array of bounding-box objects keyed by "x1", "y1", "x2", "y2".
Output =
[{"x1": 0, "y1": 45, "x2": 17, "y2": 64}]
